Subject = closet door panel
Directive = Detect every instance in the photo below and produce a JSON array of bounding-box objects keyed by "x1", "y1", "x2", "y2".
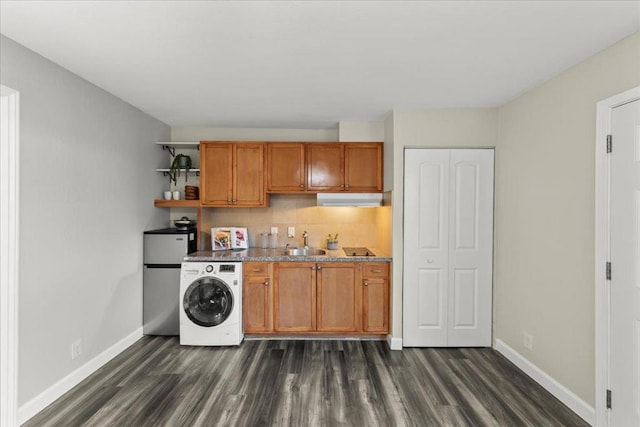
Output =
[
  {"x1": 447, "y1": 149, "x2": 494, "y2": 346},
  {"x1": 404, "y1": 148, "x2": 493, "y2": 347},
  {"x1": 403, "y1": 149, "x2": 450, "y2": 346}
]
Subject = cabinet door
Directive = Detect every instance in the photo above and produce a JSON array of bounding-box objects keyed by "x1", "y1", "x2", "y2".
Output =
[
  {"x1": 200, "y1": 142, "x2": 233, "y2": 206},
  {"x1": 234, "y1": 143, "x2": 266, "y2": 206},
  {"x1": 243, "y1": 274, "x2": 273, "y2": 333},
  {"x1": 274, "y1": 263, "x2": 316, "y2": 332},
  {"x1": 306, "y1": 143, "x2": 344, "y2": 191},
  {"x1": 362, "y1": 277, "x2": 389, "y2": 333},
  {"x1": 267, "y1": 143, "x2": 306, "y2": 192},
  {"x1": 316, "y1": 263, "x2": 358, "y2": 332},
  {"x1": 345, "y1": 143, "x2": 383, "y2": 192}
]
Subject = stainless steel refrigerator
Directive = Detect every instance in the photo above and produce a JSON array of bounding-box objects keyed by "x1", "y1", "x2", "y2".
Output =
[{"x1": 143, "y1": 227, "x2": 197, "y2": 335}]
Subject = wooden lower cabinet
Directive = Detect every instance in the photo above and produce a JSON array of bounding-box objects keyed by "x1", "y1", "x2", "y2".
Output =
[
  {"x1": 243, "y1": 262, "x2": 273, "y2": 333},
  {"x1": 244, "y1": 261, "x2": 389, "y2": 335},
  {"x1": 361, "y1": 263, "x2": 390, "y2": 333},
  {"x1": 362, "y1": 278, "x2": 389, "y2": 332},
  {"x1": 273, "y1": 262, "x2": 316, "y2": 332},
  {"x1": 316, "y1": 263, "x2": 357, "y2": 332}
]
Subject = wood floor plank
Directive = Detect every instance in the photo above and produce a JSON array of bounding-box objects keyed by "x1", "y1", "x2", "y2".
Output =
[{"x1": 23, "y1": 338, "x2": 590, "y2": 427}]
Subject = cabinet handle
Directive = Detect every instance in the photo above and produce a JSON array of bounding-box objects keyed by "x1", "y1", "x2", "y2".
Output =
[
  {"x1": 232, "y1": 199, "x2": 237, "y2": 203},
  {"x1": 252, "y1": 269, "x2": 261, "y2": 272},
  {"x1": 264, "y1": 280, "x2": 270, "y2": 286},
  {"x1": 346, "y1": 184, "x2": 350, "y2": 188},
  {"x1": 364, "y1": 281, "x2": 369, "y2": 286},
  {"x1": 340, "y1": 184, "x2": 345, "y2": 188},
  {"x1": 311, "y1": 266, "x2": 316, "y2": 270},
  {"x1": 299, "y1": 184, "x2": 304, "y2": 188},
  {"x1": 372, "y1": 269, "x2": 381, "y2": 273},
  {"x1": 317, "y1": 265, "x2": 322, "y2": 270},
  {"x1": 227, "y1": 199, "x2": 232, "y2": 203}
]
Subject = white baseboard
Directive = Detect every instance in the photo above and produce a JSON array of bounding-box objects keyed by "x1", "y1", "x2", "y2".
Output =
[
  {"x1": 387, "y1": 334, "x2": 403, "y2": 350},
  {"x1": 494, "y1": 339, "x2": 594, "y2": 426},
  {"x1": 18, "y1": 328, "x2": 143, "y2": 425}
]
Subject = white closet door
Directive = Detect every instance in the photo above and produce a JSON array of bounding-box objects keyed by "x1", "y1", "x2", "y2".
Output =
[
  {"x1": 404, "y1": 149, "x2": 450, "y2": 346},
  {"x1": 403, "y1": 148, "x2": 494, "y2": 347},
  {"x1": 447, "y1": 149, "x2": 494, "y2": 346}
]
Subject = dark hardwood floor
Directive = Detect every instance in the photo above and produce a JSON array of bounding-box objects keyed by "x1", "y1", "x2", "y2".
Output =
[{"x1": 25, "y1": 337, "x2": 588, "y2": 426}]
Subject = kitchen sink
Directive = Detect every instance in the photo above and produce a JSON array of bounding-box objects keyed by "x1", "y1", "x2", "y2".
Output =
[{"x1": 283, "y1": 248, "x2": 327, "y2": 256}]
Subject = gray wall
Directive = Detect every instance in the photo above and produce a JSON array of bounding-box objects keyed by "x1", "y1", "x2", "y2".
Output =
[
  {"x1": 495, "y1": 31, "x2": 640, "y2": 405},
  {"x1": 0, "y1": 35, "x2": 170, "y2": 405}
]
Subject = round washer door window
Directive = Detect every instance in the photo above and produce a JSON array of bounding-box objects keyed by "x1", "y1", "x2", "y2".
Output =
[{"x1": 183, "y1": 277, "x2": 234, "y2": 327}]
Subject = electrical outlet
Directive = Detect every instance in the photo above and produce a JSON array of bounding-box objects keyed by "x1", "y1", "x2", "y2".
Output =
[
  {"x1": 523, "y1": 332, "x2": 533, "y2": 350},
  {"x1": 271, "y1": 226, "x2": 278, "y2": 234},
  {"x1": 287, "y1": 226, "x2": 295, "y2": 238},
  {"x1": 71, "y1": 339, "x2": 82, "y2": 360}
]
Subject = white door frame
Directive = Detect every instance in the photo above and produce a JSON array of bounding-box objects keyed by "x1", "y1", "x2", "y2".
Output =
[
  {"x1": 0, "y1": 85, "x2": 20, "y2": 427},
  {"x1": 595, "y1": 85, "x2": 640, "y2": 427}
]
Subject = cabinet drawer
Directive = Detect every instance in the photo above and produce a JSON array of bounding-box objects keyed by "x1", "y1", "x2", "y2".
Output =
[
  {"x1": 362, "y1": 263, "x2": 389, "y2": 278},
  {"x1": 244, "y1": 262, "x2": 270, "y2": 276}
]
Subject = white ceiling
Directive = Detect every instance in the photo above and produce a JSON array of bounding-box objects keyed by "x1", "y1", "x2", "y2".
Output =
[{"x1": 1, "y1": 1, "x2": 638, "y2": 129}]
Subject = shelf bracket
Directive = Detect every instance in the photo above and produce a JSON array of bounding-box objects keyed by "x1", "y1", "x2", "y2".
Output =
[
  {"x1": 162, "y1": 170, "x2": 177, "y2": 184},
  {"x1": 162, "y1": 144, "x2": 176, "y2": 157}
]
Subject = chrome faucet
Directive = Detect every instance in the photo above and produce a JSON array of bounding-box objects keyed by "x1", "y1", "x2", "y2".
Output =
[{"x1": 302, "y1": 230, "x2": 309, "y2": 248}]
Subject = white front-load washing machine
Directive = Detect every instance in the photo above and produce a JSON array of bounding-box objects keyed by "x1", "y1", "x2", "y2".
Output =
[{"x1": 179, "y1": 261, "x2": 243, "y2": 346}]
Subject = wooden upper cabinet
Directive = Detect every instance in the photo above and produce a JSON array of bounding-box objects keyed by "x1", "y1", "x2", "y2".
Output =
[
  {"x1": 234, "y1": 143, "x2": 266, "y2": 206},
  {"x1": 200, "y1": 142, "x2": 233, "y2": 205},
  {"x1": 306, "y1": 143, "x2": 345, "y2": 191},
  {"x1": 264, "y1": 142, "x2": 383, "y2": 193},
  {"x1": 345, "y1": 143, "x2": 383, "y2": 192},
  {"x1": 266, "y1": 143, "x2": 306, "y2": 192},
  {"x1": 200, "y1": 141, "x2": 267, "y2": 207}
]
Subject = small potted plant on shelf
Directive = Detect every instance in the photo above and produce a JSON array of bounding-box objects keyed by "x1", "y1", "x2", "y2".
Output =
[
  {"x1": 326, "y1": 233, "x2": 339, "y2": 250},
  {"x1": 169, "y1": 154, "x2": 192, "y2": 184}
]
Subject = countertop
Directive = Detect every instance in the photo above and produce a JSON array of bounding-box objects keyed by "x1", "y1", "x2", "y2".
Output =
[{"x1": 183, "y1": 247, "x2": 391, "y2": 262}]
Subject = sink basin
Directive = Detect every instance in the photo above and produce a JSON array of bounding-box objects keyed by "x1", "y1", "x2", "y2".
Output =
[{"x1": 283, "y1": 248, "x2": 327, "y2": 256}]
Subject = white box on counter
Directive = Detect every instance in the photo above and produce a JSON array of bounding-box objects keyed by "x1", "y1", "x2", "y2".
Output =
[{"x1": 211, "y1": 227, "x2": 248, "y2": 251}]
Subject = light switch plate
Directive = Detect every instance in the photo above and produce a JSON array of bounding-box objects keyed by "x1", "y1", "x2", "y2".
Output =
[
  {"x1": 287, "y1": 226, "x2": 295, "y2": 238},
  {"x1": 271, "y1": 226, "x2": 278, "y2": 234}
]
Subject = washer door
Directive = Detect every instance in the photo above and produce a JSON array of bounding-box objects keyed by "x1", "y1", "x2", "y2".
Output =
[{"x1": 183, "y1": 277, "x2": 234, "y2": 327}]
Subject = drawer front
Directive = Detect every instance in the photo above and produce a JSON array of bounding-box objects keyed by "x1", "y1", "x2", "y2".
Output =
[
  {"x1": 244, "y1": 262, "x2": 270, "y2": 276},
  {"x1": 362, "y1": 263, "x2": 389, "y2": 278}
]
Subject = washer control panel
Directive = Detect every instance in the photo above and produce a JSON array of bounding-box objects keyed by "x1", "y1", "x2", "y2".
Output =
[{"x1": 181, "y1": 262, "x2": 242, "y2": 279}]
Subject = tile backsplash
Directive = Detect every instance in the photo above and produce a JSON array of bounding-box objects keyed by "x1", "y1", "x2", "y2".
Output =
[{"x1": 199, "y1": 194, "x2": 381, "y2": 250}]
